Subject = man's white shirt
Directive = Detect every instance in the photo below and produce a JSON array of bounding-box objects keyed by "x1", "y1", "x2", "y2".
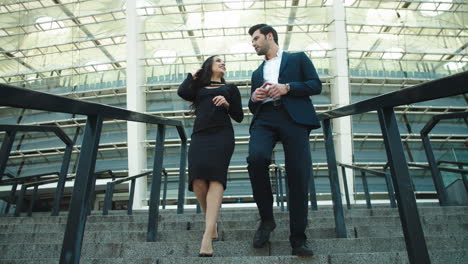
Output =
[{"x1": 262, "y1": 49, "x2": 283, "y2": 103}]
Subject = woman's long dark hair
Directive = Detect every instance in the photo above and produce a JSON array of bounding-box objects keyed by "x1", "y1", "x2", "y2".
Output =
[
  {"x1": 190, "y1": 55, "x2": 226, "y2": 113},
  {"x1": 192, "y1": 55, "x2": 226, "y2": 88}
]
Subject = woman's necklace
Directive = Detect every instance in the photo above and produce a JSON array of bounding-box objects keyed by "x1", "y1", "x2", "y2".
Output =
[{"x1": 206, "y1": 80, "x2": 223, "y2": 88}]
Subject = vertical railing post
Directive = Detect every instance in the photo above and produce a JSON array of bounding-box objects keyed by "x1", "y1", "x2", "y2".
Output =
[
  {"x1": 340, "y1": 166, "x2": 351, "y2": 209},
  {"x1": 309, "y1": 167, "x2": 318, "y2": 211},
  {"x1": 384, "y1": 172, "x2": 397, "y2": 208},
  {"x1": 322, "y1": 119, "x2": 347, "y2": 238},
  {"x1": 277, "y1": 167, "x2": 285, "y2": 212},
  {"x1": 27, "y1": 184, "x2": 39, "y2": 216},
  {"x1": 60, "y1": 115, "x2": 103, "y2": 264},
  {"x1": 147, "y1": 124, "x2": 166, "y2": 242},
  {"x1": 128, "y1": 179, "x2": 136, "y2": 215},
  {"x1": 378, "y1": 107, "x2": 430, "y2": 264},
  {"x1": 51, "y1": 143, "x2": 73, "y2": 216},
  {"x1": 281, "y1": 168, "x2": 289, "y2": 212},
  {"x1": 177, "y1": 133, "x2": 187, "y2": 214},
  {"x1": 457, "y1": 164, "x2": 468, "y2": 193},
  {"x1": 162, "y1": 170, "x2": 168, "y2": 209},
  {"x1": 86, "y1": 172, "x2": 100, "y2": 216},
  {"x1": 0, "y1": 130, "x2": 16, "y2": 181},
  {"x1": 274, "y1": 167, "x2": 280, "y2": 207},
  {"x1": 103, "y1": 182, "x2": 114, "y2": 215},
  {"x1": 421, "y1": 132, "x2": 449, "y2": 206},
  {"x1": 14, "y1": 184, "x2": 27, "y2": 217},
  {"x1": 361, "y1": 171, "x2": 371, "y2": 209},
  {"x1": 5, "y1": 183, "x2": 18, "y2": 214}
]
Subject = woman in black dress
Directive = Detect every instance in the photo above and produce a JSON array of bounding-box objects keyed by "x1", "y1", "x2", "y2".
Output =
[{"x1": 177, "y1": 55, "x2": 243, "y2": 256}]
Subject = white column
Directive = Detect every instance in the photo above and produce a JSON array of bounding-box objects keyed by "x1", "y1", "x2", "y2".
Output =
[
  {"x1": 328, "y1": 0, "x2": 354, "y2": 204},
  {"x1": 126, "y1": 0, "x2": 147, "y2": 209}
]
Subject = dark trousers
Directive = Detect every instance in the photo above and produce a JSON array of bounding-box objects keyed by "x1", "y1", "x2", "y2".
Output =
[{"x1": 247, "y1": 102, "x2": 312, "y2": 246}]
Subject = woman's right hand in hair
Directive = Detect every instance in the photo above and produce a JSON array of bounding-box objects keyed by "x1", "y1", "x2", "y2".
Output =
[{"x1": 191, "y1": 69, "x2": 202, "y2": 80}]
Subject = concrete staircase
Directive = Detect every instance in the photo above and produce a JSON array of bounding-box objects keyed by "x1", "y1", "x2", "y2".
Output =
[{"x1": 0, "y1": 204, "x2": 467, "y2": 263}]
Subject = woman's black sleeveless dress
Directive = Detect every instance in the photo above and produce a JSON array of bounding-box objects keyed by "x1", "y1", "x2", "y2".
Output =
[{"x1": 177, "y1": 74, "x2": 243, "y2": 191}]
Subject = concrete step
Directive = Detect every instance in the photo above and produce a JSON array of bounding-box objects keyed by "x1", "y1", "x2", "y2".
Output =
[
  {"x1": 1, "y1": 214, "x2": 467, "y2": 233},
  {"x1": 0, "y1": 236, "x2": 466, "y2": 259},
  {"x1": 2, "y1": 250, "x2": 468, "y2": 264},
  {"x1": 1, "y1": 205, "x2": 467, "y2": 264},
  {"x1": 5, "y1": 205, "x2": 468, "y2": 224},
  {"x1": 1, "y1": 223, "x2": 466, "y2": 244}
]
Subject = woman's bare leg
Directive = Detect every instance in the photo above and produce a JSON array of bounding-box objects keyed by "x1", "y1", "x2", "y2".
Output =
[
  {"x1": 192, "y1": 179, "x2": 208, "y2": 213},
  {"x1": 199, "y1": 181, "x2": 224, "y2": 254},
  {"x1": 192, "y1": 179, "x2": 219, "y2": 239}
]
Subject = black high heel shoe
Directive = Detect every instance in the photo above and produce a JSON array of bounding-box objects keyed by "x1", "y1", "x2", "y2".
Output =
[{"x1": 198, "y1": 253, "x2": 213, "y2": 257}]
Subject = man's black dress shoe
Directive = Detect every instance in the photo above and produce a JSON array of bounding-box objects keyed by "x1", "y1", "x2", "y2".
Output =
[
  {"x1": 253, "y1": 220, "x2": 276, "y2": 248},
  {"x1": 291, "y1": 243, "x2": 314, "y2": 257},
  {"x1": 198, "y1": 253, "x2": 213, "y2": 257}
]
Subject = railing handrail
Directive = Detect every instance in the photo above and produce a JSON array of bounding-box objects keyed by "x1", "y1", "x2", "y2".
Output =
[
  {"x1": 102, "y1": 170, "x2": 169, "y2": 215},
  {"x1": 318, "y1": 71, "x2": 468, "y2": 120},
  {"x1": 108, "y1": 171, "x2": 153, "y2": 185},
  {"x1": 0, "y1": 172, "x2": 60, "y2": 185},
  {"x1": 0, "y1": 173, "x2": 15, "y2": 179},
  {"x1": 437, "y1": 160, "x2": 468, "y2": 166},
  {"x1": 408, "y1": 162, "x2": 468, "y2": 174},
  {"x1": 22, "y1": 176, "x2": 75, "y2": 187},
  {"x1": 421, "y1": 111, "x2": 468, "y2": 135},
  {"x1": 94, "y1": 169, "x2": 116, "y2": 180},
  {"x1": 338, "y1": 163, "x2": 387, "y2": 177},
  {"x1": 0, "y1": 124, "x2": 73, "y2": 146},
  {"x1": 0, "y1": 83, "x2": 183, "y2": 129},
  {"x1": 0, "y1": 169, "x2": 118, "y2": 186}
]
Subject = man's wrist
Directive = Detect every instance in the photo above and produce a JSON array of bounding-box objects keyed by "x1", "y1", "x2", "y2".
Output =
[{"x1": 285, "y1": 83, "x2": 290, "y2": 94}]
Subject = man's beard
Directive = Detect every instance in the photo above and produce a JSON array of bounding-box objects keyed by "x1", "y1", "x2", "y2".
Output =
[{"x1": 256, "y1": 44, "x2": 269, "y2": 56}]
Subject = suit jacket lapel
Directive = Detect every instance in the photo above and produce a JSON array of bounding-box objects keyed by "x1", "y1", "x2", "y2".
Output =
[
  {"x1": 279, "y1": 51, "x2": 289, "y2": 77},
  {"x1": 257, "y1": 61, "x2": 265, "y2": 83}
]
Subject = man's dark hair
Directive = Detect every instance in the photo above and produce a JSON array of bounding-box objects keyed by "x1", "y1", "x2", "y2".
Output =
[{"x1": 248, "y1": 24, "x2": 278, "y2": 45}]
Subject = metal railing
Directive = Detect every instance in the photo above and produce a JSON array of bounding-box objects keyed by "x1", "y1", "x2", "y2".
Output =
[
  {"x1": 408, "y1": 163, "x2": 468, "y2": 193},
  {"x1": 86, "y1": 169, "x2": 116, "y2": 215},
  {"x1": 317, "y1": 71, "x2": 468, "y2": 264},
  {"x1": 338, "y1": 163, "x2": 397, "y2": 209},
  {"x1": 0, "y1": 172, "x2": 60, "y2": 215},
  {"x1": 420, "y1": 111, "x2": 468, "y2": 206},
  {"x1": 0, "y1": 124, "x2": 76, "y2": 216},
  {"x1": 0, "y1": 83, "x2": 187, "y2": 264},
  {"x1": 102, "y1": 169, "x2": 168, "y2": 215},
  {"x1": 438, "y1": 160, "x2": 468, "y2": 193},
  {"x1": 4, "y1": 169, "x2": 124, "y2": 217},
  {"x1": 269, "y1": 161, "x2": 321, "y2": 212},
  {"x1": 270, "y1": 164, "x2": 288, "y2": 212},
  {"x1": 14, "y1": 174, "x2": 75, "y2": 217}
]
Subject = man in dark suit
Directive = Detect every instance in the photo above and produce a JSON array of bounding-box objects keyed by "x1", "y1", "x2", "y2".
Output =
[{"x1": 247, "y1": 24, "x2": 322, "y2": 256}]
